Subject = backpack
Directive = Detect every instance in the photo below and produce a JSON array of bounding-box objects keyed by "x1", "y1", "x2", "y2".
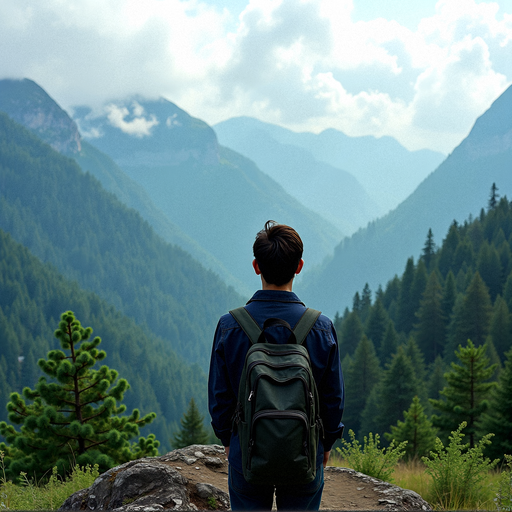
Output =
[{"x1": 230, "y1": 306, "x2": 323, "y2": 486}]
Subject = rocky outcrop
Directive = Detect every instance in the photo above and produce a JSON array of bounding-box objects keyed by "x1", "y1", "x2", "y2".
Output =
[
  {"x1": 0, "y1": 78, "x2": 82, "y2": 154},
  {"x1": 60, "y1": 444, "x2": 432, "y2": 511}
]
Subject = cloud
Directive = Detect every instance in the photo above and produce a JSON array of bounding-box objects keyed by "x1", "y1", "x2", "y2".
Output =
[
  {"x1": 105, "y1": 102, "x2": 159, "y2": 137},
  {"x1": 0, "y1": 0, "x2": 510, "y2": 153}
]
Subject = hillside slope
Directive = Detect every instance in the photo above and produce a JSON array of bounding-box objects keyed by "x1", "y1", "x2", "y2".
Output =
[{"x1": 300, "y1": 85, "x2": 512, "y2": 317}]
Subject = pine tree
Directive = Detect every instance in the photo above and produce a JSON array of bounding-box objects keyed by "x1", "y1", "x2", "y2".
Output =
[
  {"x1": 430, "y1": 340, "x2": 497, "y2": 447},
  {"x1": 360, "y1": 283, "x2": 372, "y2": 323},
  {"x1": 379, "y1": 321, "x2": 399, "y2": 366},
  {"x1": 489, "y1": 295, "x2": 511, "y2": 361},
  {"x1": 441, "y1": 271, "x2": 457, "y2": 325},
  {"x1": 404, "y1": 337, "x2": 427, "y2": 394},
  {"x1": 385, "y1": 396, "x2": 437, "y2": 460},
  {"x1": 422, "y1": 228, "x2": 436, "y2": 271},
  {"x1": 365, "y1": 299, "x2": 389, "y2": 353},
  {"x1": 427, "y1": 356, "x2": 447, "y2": 408},
  {"x1": 445, "y1": 272, "x2": 492, "y2": 361},
  {"x1": 488, "y1": 182, "x2": 500, "y2": 210},
  {"x1": 397, "y1": 258, "x2": 416, "y2": 334},
  {"x1": 477, "y1": 242, "x2": 503, "y2": 301},
  {"x1": 414, "y1": 272, "x2": 446, "y2": 364},
  {"x1": 479, "y1": 348, "x2": 512, "y2": 460},
  {"x1": 0, "y1": 311, "x2": 159, "y2": 479},
  {"x1": 438, "y1": 222, "x2": 461, "y2": 277},
  {"x1": 338, "y1": 311, "x2": 364, "y2": 360},
  {"x1": 171, "y1": 398, "x2": 209, "y2": 449},
  {"x1": 343, "y1": 336, "x2": 381, "y2": 435}
]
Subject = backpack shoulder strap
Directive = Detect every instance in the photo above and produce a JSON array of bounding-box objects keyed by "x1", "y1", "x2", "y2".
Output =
[
  {"x1": 229, "y1": 307, "x2": 261, "y2": 345},
  {"x1": 293, "y1": 308, "x2": 321, "y2": 345}
]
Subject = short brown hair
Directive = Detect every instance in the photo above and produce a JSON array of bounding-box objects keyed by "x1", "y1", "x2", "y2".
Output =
[{"x1": 253, "y1": 220, "x2": 303, "y2": 286}]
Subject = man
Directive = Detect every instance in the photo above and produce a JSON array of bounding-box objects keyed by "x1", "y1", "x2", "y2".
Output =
[{"x1": 208, "y1": 220, "x2": 344, "y2": 510}]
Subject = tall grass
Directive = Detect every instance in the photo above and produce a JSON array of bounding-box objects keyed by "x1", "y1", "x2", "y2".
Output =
[{"x1": 0, "y1": 451, "x2": 99, "y2": 510}]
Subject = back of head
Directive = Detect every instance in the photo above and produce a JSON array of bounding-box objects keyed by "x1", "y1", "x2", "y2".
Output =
[{"x1": 253, "y1": 220, "x2": 303, "y2": 286}]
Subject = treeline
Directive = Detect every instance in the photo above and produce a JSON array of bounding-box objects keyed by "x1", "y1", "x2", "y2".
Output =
[
  {"x1": 335, "y1": 189, "x2": 512, "y2": 459},
  {"x1": 0, "y1": 229, "x2": 208, "y2": 452}
]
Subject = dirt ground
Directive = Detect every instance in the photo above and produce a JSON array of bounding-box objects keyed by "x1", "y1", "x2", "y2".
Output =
[{"x1": 172, "y1": 453, "x2": 404, "y2": 510}]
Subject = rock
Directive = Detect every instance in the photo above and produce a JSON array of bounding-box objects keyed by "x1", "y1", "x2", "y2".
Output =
[{"x1": 59, "y1": 445, "x2": 229, "y2": 511}]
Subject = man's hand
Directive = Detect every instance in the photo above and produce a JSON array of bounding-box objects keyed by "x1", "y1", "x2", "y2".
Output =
[
  {"x1": 224, "y1": 446, "x2": 230, "y2": 458},
  {"x1": 323, "y1": 450, "x2": 331, "y2": 467}
]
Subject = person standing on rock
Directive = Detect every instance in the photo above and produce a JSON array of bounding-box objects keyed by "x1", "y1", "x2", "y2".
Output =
[{"x1": 208, "y1": 220, "x2": 344, "y2": 511}]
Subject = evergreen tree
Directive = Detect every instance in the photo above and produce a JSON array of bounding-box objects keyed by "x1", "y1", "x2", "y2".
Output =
[
  {"x1": 438, "y1": 222, "x2": 461, "y2": 277},
  {"x1": 360, "y1": 283, "x2": 372, "y2": 323},
  {"x1": 441, "y1": 271, "x2": 457, "y2": 325},
  {"x1": 488, "y1": 182, "x2": 499, "y2": 210},
  {"x1": 479, "y1": 348, "x2": 512, "y2": 460},
  {"x1": 489, "y1": 295, "x2": 511, "y2": 362},
  {"x1": 365, "y1": 299, "x2": 389, "y2": 353},
  {"x1": 171, "y1": 398, "x2": 209, "y2": 449},
  {"x1": 414, "y1": 272, "x2": 446, "y2": 364},
  {"x1": 396, "y1": 258, "x2": 416, "y2": 334},
  {"x1": 422, "y1": 228, "x2": 436, "y2": 271},
  {"x1": 379, "y1": 321, "x2": 399, "y2": 366},
  {"x1": 362, "y1": 346, "x2": 419, "y2": 439},
  {"x1": 427, "y1": 356, "x2": 447, "y2": 405},
  {"x1": 0, "y1": 311, "x2": 159, "y2": 479},
  {"x1": 338, "y1": 311, "x2": 364, "y2": 360},
  {"x1": 343, "y1": 336, "x2": 381, "y2": 435},
  {"x1": 385, "y1": 396, "x2": 437, "y2": 460},
  {"x1": 410, "y1": 260, "x2": 428, "y2": 321},
  {"x1": 430, "y1": 340, "x2": 497, "y2": 447},
  {"x1": 404, "y1": 337, "x2": 427, "y2": 394},
  {"x1": 445, "y1": 272, "x2": 492, "y2": 361},
  {"x1": 477, "y1": 242, "x2": 503, "y2": 301}
]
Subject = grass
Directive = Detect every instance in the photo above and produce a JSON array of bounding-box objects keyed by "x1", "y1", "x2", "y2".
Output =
[{"x1": 1, "y1": 451, "x2": 99, "y2": 510}]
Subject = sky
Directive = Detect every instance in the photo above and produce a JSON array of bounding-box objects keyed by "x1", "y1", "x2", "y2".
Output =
[{"x1": 0, "y1": 0, "x2": 511, "y2": 154}]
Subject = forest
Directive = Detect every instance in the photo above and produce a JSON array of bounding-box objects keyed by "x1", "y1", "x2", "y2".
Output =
[{"x1": 335, "y1": 187, "x2": 512, "y2": 461}]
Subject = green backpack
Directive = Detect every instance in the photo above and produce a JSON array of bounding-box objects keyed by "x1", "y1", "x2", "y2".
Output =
[{"x1": 230, "y1": 307, "x2": 323, "y2": 485}]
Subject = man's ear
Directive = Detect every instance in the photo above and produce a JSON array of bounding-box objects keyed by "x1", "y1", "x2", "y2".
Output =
[
  {"x1": 252, "y1": 259, "x2": 261, "y2": 275},
  {"x1": 295, "y1": 259, "x2": 304, "y2": 275}
]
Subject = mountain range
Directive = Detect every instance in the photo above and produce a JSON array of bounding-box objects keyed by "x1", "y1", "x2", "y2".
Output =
[
  {"x1": 299, "y1": 84, "x2": 512, "y2": 317},
  {"x1": 214, "y1": 116, "x2": 446, "y2": 219}
]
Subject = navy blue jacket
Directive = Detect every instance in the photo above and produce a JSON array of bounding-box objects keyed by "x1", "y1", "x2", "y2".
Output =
[{"x1": 208, "y1": 290, "x2": 344, "y2": 472}]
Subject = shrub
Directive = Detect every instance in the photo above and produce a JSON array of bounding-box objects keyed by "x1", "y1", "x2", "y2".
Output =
[
  {"x1": 495, "y1": 455, "x2": 512, "y2": 512},
  {"x1": 421, "y1": 422, "x2": 498, "y2": 510},
  {"x1": 336, "y1": 430, "x2": 407, "y2": 482}
]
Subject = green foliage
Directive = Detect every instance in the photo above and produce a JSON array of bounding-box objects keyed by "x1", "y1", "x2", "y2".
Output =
[
  {"x1": 171, "y1": 398, "x2": 210, "y2": 449},
  {"x1": 336, "y1": 430, "x2": 407, "y2": 482},
  {"x1": 0, "y1": 312, "x2": 159, "y2": 479},
  {"x1": 430, "y1": 340, "x2": 497, "y2": 447},
  {"x1": 385, "y1": 396, "x2": 437, "y2": 460},
  {"x1": 0, "y1": 450, "x2": 99, "y2": 510},
  {"x1": 494, "y1": 455, "x2": 512, "y2": 512},
  {"x1": 421, "y1": 422, "x2": 498, "y2": 510}
]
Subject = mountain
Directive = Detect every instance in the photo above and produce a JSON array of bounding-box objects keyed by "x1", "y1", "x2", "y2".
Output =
[
  {"x1": 215, "y1": 117, "x2": 445, "y2": 214},
  {"x1": 0, "y1": 229, "x2": 207, "y2": 451},
  {"x1": 213, "y1": 117, "x2": 382, "y2": 234},
  {"x1": 0, "y1": 79, "x2": 246, "y2": 293},
  {"x1": 0, "y1": 111, "x2": 243, "y2": 370},
  {"x1": 299, "y1": 85, "x2": 512, "y2": 317},
  {"x1": 72, "y1": 98, "x2": 343, "y2": 290}
]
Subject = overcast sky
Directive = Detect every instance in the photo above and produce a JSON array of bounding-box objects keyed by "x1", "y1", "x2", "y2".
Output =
[{"x1": 0, "y1": 0, "x2": 511, "y2": 153}]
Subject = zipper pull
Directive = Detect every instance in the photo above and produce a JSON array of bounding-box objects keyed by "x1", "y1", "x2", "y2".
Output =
[{"x1": 248, "y1": 391, "x2": 254, "y2": 401}]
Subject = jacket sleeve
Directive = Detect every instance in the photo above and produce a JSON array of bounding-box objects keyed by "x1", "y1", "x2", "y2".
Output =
[
  {"x1": 319, "y1": 324, "x2": 345, "y2": 451},
  {"x1": 208, "y1": 320, "x2": 236, "y2": 447}
]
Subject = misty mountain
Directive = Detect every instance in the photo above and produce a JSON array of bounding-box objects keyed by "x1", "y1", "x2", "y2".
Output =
[
  {"x1": 213, "y1": 117, "x2": 382, "y2": 234},
  {"x1": 215, "y1": 117, "x2": 445, "y2": 214},
  {"x1": 72, "y1": 98, "x2": 342, "y2": 290},
  {"x1": 299, "y1": 84, "x2": 512, "y2": 317},
  {"x1": 0, "y1": 78, "x2": 246, "y2": 293},
  {"x1": 0, "y1": 111, "x2": 243, "y2": 370}
]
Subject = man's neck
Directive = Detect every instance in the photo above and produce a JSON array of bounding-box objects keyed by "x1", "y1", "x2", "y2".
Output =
[{"x1": 261, "y1": 280, "x2": 294, "y2": 292}]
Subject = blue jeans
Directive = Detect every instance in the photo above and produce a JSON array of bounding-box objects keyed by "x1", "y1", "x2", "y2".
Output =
[{"x1": 228, "y1": 465, "x2": 324, "y2": 511}]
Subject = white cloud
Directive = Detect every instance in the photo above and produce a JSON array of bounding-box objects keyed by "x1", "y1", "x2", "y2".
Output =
[
  {"x1": 105, "y1": 102, "x2": 159, "y2": 137},
  {"x1": 0, "y1": 0, "x2": 510, "y2": 153}
]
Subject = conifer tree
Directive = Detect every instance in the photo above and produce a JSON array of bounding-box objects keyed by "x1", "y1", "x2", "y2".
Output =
[
  {"x1": 385, "y1": 396, "x2": 437, "y2": 460},
  {"x1": 338, "y1": 311, "x2": 364, "y2": 360},
  {"x1": 171, "y1": 398, "x2": 209, "y2": 449},
  {"x1": 488, "y1": 182, "x2": 499, "y2": 210},
  {"x1": 445, "y1": 272, "x2": 492, "y2": 361},
  {"x1": 362, "y1": 346, "x2": 419, "y2": 439},
  {"x1": 343, "y1": 336, "x2": 381, "y2": 435},
  {"x1": 365, "y1": 299, "x2": 389, "y2": 353},
  {"x1": 379, "y1": 321, "x2": 399, "y2": 366},
  {"x1": 430, "y1": 340, "x2": 497, "y2": 447},
  {"x1": 0, "y1": 311, "x2": 159, "y2": 479},
  {"x1": 422, "y1": 228, "x2": 436, "y2": 271},
  {"x1": 427, "y1": 356, "x2": 446, "y2": 408},
  {"x1": 414, "y1": 272, "x2": 446, "y2": 364},
  {"x1": 489, "y1": 295, "x2": 511, "y2": 361},
  {"x1": 477, "y1": 242, "x2": 503, "y2": 301},
  {"x1": 438, "y1": 222, "x2": 460, "y2": 277},
  {"x1": 441, "y1": 271, "x2": 457, "y2": 324},
  {"x1": 404, "y1": 337, "x2": 427, "y2": 394},
  {"x1": 479, "y1": 348, "x2": 512, "y2": 460},
  {"x1": 360, "y1": 283, "x2": 372, "y2": 323},
  {"x1": 397, "y1": 258, "x2": 416, "y2": 334}
]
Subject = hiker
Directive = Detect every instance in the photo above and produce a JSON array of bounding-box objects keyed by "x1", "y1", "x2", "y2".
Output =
[{"x1": 208, "y1": 220, "x2": 344, "y2": 511}]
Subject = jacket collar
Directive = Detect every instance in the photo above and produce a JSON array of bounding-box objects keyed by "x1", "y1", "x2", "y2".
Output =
[{"x1": 247, "y1": 289, "x2": 305, "y2": 305}]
